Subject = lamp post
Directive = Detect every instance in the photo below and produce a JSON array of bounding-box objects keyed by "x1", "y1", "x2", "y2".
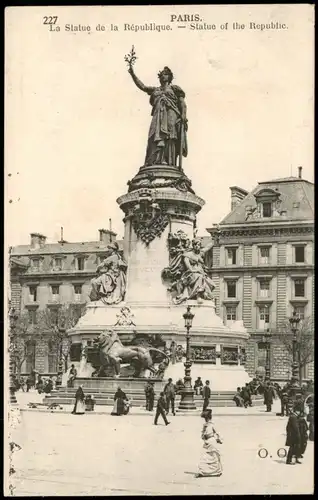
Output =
[
  {"x1": 56, "y1": 328, "x2": 67, "y2": 388},
  {"x1": 178, "y1": 305, "x2": 196, "y2": 410},
  {"x1": 262, "y1": 328, "x2": 271, "y2": 381},
  {"x1": 289, "y1": 311, "x2": 301, "y2": 394}
]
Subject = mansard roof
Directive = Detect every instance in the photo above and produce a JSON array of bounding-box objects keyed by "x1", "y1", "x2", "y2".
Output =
[
  {"x1": 219, "y1": 177, "x2": 314, "y2": 226},
  {"x1": 10, "y1": 239, "x2": 124, "y2": 256}
]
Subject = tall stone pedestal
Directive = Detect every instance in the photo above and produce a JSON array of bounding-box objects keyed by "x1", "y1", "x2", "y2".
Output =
[{"x1": 67, "y1": 164, "x2": 251, "y2": 393}]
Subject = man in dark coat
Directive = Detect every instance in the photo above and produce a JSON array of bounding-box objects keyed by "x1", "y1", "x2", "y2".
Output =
[
  {"x1": 263, "y1": 382, "x2": 274, "y2": 412},
  {"x1": 297, "y1": 411, "x2": 309, "y2": 458},
  {"x1": 279, "y1": 385, "x2": 289, "y2": 416},
  {"x1": 285, "y1": 410, "x2": 301, "y2": 464},
  {"x1": 145, "y1": 381, "x2": 155, "y2": 411},
  {"x1": 241, "y1": 384, "x2": 252, "y2": 408},
  {"x1": 154, "y1": 392, "x2": 170, "y2": 426},
  {"x1": 202, "y1": 380, "x2": 211, "y2": 411},
  {"x1": 164, "y1": 378, "x2": 176, "y2": 415}
]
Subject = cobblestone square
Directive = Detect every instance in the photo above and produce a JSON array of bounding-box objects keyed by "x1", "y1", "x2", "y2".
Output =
[{"x1": 9, "y1": 408, "x2": 314, "y2": 496}]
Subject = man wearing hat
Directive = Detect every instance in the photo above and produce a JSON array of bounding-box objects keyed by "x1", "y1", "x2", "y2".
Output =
[
  {"x1": 164, "y1": 378, "x2": 176, "y2": 415},
  {"x1": 202, "y1": 380, "x2": 211, "y2": 411},
  {"x1": 90, "y1": 241, "x2": 127, "y2": 303}
]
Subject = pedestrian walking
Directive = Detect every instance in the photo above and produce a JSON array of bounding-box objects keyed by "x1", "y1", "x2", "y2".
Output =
[
  {"x1": 195, "y1": 409, "x2": 223, "y2": 478},
  {"x1": 279, "y1": 386, "x2": 289, "y2": 416},
  {"x1": 285, "y1": 410, "x2": 301, "y2": 464},
  {"x1": 26, "y1": 375, "x2": 32, "y2": 392},
  {"x1": 111, "y1": 387, "x2": 130, "y2": 416},
  {"x1": 154, "y1": 392, "x2": 170, "y2": 426},
  {"x1": 72, "y1": 385, "x2": 85, "y2": 415},
  {"x1": 202, "y1": 380, "x2": 211, "y2": 412},
  {"x1": 164, "y1": 378, "x2": 176, "y2": 415},
  {"x1": 263, "y1": 381, "x2": 274, "y2": 412},
  {"x1": 145, "y1": 381, "x2": 155, "y2": 411}
]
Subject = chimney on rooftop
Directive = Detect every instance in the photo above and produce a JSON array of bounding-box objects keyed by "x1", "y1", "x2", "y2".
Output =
[
  {"x1": 230, "y1": 186, "x2": 249, "y2": 211},
  {"x1": 98, "y1": 228, "x2": 117, "y2": 245},
  {"x1": 298, "y1": 166, "x2": 303, "y2": 179},
  {"x1": 30, "y1": 233, "x2": 46, "y2": 249}
]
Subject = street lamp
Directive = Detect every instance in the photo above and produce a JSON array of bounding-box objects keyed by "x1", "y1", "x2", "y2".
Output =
[
  {"x1": 289, "y1": 311, "x2": 301, "y2": 392},
  {"x1": 261, "y1": 328, "x2": 271, "y2": 381},
  {"x1": 56, "y1": 327, "x2": 67, "y2": 387},
  {"x1": 178, "y1": 305, "x2": 196, "y2": 410}
]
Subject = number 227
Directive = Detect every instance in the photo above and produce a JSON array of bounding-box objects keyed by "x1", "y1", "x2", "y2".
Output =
[{"x1": 43, "y1": 16, "x2": 58, "y2": 25}]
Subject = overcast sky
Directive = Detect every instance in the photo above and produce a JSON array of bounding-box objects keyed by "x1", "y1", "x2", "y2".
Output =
[{"x1": 5, "y1": 5, "x2": 314, "y2": 246}]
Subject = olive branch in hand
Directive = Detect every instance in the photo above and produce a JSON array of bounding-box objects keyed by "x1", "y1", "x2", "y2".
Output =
[{"x1": 124, "y1": 45, "x2": 137, "y2": 67}]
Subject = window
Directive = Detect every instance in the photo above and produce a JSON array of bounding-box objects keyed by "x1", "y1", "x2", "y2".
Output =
[
  {"x1": 226, "y1": 248, "x2": 237, "y2": 265},
  {"x1": 227, "y1": 281, "x2": 236, "y2": 298},
  {"x1": 28, "y1": 309, "x2": 37, "y2": 325},
  {"x1": 31, "y1": 258, "x2": 40, "y2": 270},
  {"x1": 293, "y1": 305, "x2": 305, "y2": 320},
  {"x1": 295, "y1": 246, "x2": 305, "y2": 263},
  {"x1": 225, "y1": 306, "x2": 237, "y2": 325},
  {"x1": 262, "y1": 202, "x2": 272, "y2": 218},
  {"x1": 28, "y1": 286, "x2": 37, "y2": 302},
  {"x1": 48, "y1": 340, "x2": 58, "y2": 373},
  {"x1": 53, "y1": 257, "x2": 63, "y2": 271},
  {"x1": 259, "y1": 280, "x2": 270, "y2": 298},
  {"x1": 51, "y1": 285, "x2": 60, "y2": 301},
  {"x1": 74, "y1": 284, "x2": 82, "y2": 302},
  {"x1": 259, "y1": 246, "x2": 270, "y2": 265},
  {"x1": 50, "y1": 307, "x2": 59, "y2": 326},
  {"x1": 26, "y1": 340, "x2": 36, "y2": 373},
  {"x1": 76, "y1": 257, "x2": 85, "y2": 271},
  {"x1": 294, "y1": 279, "x2": 305, "y2": 297},
  {"x1": 258, "y1": 306, "x2": 270, "y2": 329}
]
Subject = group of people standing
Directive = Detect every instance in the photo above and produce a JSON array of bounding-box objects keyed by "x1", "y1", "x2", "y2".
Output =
[{"x1": 144, "y1": 377, "x2": 213, "y2": 420}]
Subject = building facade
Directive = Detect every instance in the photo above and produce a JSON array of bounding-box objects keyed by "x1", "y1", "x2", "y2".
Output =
[
  {"x1": 206, "y1": 168, "x2": 314, "y2": 382},
  {"x1": 9, "y1": 229, "x2": 121, "y2": 375}
]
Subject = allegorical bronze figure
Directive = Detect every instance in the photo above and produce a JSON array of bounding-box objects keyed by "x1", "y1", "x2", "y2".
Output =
[{"x1": 125, "y1": 46, "x2": 188, "y2": 168}]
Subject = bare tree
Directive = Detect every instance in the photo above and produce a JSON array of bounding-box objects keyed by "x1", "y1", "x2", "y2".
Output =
[
  {"x1": 277, "y1": 317, "x2": 314, "y2": 382},
  {"x1": 36, "y1": 304, "x2": 86, "y2": 373},
  {"x1": 9, "y1": 309, "x2": 44, "y2": 375}
]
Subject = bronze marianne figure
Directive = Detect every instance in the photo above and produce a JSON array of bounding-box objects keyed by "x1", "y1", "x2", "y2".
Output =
[{"x1": 125, "y1": 46, "x2": 188, "y2": 168}]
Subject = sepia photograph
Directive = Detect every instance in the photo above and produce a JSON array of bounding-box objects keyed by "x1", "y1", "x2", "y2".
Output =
[{"x1": 4, "y1": 4, "x2": 314, "y2": 496}]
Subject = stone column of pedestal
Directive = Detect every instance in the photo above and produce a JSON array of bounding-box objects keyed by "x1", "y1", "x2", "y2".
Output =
[{"x1": 117, "y1": 183, "x2": 205, "y2": 311}]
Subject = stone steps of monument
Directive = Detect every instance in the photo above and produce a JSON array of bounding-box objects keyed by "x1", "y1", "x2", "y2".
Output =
[
  {"x1": 43, "y1": 392, "x2": 263, "y2": 407},
  {"x1": 46, "y1": 390, "x2": 240, "y2": 401},
  {"x1": 43, "y1": 397, "x2": 246, "y2": 407}
]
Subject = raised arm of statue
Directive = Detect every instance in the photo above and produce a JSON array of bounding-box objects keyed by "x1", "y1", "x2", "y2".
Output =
[{"x1": 128, "y1": 65, "x2": 155, "y2": 94}]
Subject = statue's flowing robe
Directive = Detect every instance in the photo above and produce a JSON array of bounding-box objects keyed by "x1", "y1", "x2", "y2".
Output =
[
  {"x1": 145, "y1": 84, "x2": 187, "y2": 166},
  {"x1": 91, "y1": 253, "x2": 127, "y2": 304},
  {"x1": 173, "y1": 251, "x2": 215, "y2": 304}
]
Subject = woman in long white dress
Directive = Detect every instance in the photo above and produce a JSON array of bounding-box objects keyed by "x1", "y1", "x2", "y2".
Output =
[{"x1": 196, "y1": 409, "x2": 223, "y2": 478}]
